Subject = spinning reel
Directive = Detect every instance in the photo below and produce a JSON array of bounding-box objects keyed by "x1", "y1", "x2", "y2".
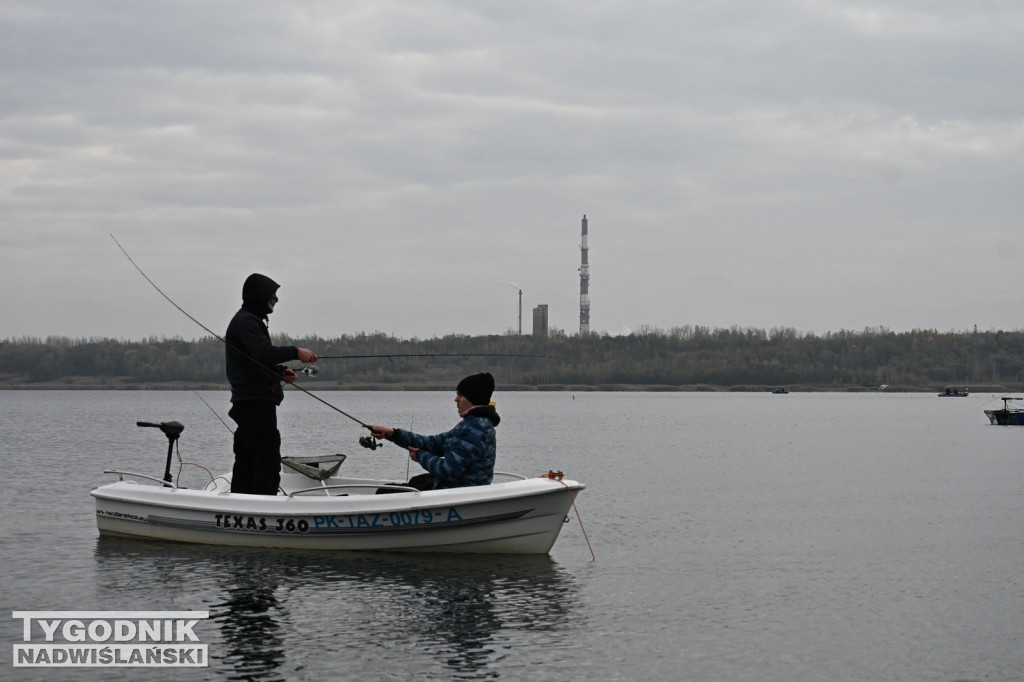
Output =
[{"x1": 359, "y1": 435, "x2": 381, "y2": 450}]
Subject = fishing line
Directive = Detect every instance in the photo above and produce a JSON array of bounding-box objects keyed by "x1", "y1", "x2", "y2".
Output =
[
  {"x1": 194, "y1": 391, "x2": 234, "y2": 434},
  {"x1": 405, "y1": 415, "x2": 413, "y2": 481},
  {"x1": 980, "y1": 394, "x2": 1020, "y2": 409},
  {"x1": 110, "y1": 234, "x2": 369, "y2": 428}
]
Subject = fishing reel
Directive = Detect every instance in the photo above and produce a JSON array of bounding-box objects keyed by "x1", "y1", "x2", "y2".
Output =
[
  {"x1": 300, "y1": 364, "x2": 319, "y2": 377},
  {"x1": 359, "y1": 435, "x2": 381, "y2": 450}
]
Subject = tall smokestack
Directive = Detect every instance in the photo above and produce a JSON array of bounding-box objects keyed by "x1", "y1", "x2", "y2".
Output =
[
  {"x1": 507, "y1": 282, "x2": 522, "y2": 336},
  {"x1": 579, "y1": 214, "x2": 590, "y2": 334},
  {"x1": 517, "y1": 287, "x2": 522, "y2": 336}
]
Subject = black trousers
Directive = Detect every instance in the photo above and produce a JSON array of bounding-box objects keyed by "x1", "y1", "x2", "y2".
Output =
[
  {"x1": 375, "y1": 473, "x2": 435, "y2": 495},
  {"x1": 407, "y1": 473, "x2": 435, "y2": 491},
  {"x1": 229, "y1": 400, "x2": 282, "y2": 495}
]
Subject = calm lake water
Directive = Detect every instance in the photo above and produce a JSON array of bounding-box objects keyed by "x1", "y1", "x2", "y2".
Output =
[{"x1": 1, "y1": 389, "x2": 1023, "y2": 681}]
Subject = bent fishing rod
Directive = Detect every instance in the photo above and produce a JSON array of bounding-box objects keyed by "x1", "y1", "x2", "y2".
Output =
[{"x1": 110, "y1": 234, "x2": 369, "y2": 429}]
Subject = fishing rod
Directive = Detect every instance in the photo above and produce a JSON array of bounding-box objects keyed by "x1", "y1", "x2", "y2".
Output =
[
  {"x1": 110, "y1": 234, "x2": 369, "y2": 429},
  {"x1": 317, "y1": 353, "x2": 559, "y2": 360},
  {"x1": 301, "y1": 351, "x2": 558, "y2": 382}
]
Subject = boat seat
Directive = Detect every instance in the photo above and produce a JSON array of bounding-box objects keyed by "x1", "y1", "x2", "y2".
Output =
[{"x1": 281, "y1": 454, "x2": 346, "y2": 481}]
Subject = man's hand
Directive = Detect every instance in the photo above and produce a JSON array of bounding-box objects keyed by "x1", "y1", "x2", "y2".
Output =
[{"x1": 367, "y1": 425, "x2": 395, "y2": 440}]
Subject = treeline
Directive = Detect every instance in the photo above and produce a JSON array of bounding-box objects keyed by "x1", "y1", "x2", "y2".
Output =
[{"x1": 3, "y1": 325, "x2": 1024, "y2": 390}]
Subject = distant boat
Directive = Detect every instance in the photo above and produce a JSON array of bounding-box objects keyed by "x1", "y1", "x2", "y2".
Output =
[
  {"x1": 771, "y1": 387, "x2": 789, "y2": 394},
  {"x1": 938, "y1": 387, "x2": 969, "y2": 397},
  {"x1": 985, "y1": 397, "x2": 1024, "y2": 425}
]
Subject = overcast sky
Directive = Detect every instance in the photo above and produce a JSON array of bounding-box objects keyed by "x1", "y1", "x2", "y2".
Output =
[{"x1": 3, "y1": 1, "x2": 1022, "y2": 342}]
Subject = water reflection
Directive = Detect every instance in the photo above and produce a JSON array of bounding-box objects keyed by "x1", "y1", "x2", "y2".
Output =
[
  {"x1": 212, "y1": 558, "x2": 287, "y2": 681},
  {"x1": 312, "y1": 553, "x2": 577, "y2": 679},
  {"x1": 94, "y1": 537, "x2": 581, "y2": 680},
  {"x1": 94, "y1": 537, "x2": 288, "y2": 680}
]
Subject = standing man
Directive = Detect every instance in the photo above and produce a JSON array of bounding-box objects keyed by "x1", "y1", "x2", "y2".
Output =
[
  {"x1": 368, "y1": 372, "x2": 500, "y2": 490},
  {"x1": 225, "y1": 273, "x2": 317, "y2": 495}
]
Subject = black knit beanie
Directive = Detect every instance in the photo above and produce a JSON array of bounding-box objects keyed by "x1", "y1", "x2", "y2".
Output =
[{"x1": 457, "y1": 372, "x2": 495, "y2": 406}]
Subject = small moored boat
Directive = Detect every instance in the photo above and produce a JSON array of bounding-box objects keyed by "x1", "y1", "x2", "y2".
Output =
[
  {"x1": 984, "y1": 397, "x2": 1024, "y2": 426},
  {"x1": 938, "y1": 386, "x2": 969, "y2": 397},
  {"x1": 91, "y1": 421, "x2": 585, "y2": 554}
]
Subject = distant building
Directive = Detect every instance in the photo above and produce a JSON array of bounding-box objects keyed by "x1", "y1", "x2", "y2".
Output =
[{"x1": 533, "y1": 304, "x2": 549, "y2": 338}]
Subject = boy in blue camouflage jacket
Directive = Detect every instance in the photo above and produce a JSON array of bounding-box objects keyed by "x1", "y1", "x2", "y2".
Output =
[{"x1": 368, "y1": 373, "x2": 500, "y2": 489}]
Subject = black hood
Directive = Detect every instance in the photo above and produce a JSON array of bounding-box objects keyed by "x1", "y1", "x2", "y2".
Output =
[
  {"x1": 464, "y1": 403, "x2": 500, "y2": 427},
  {"x1": 241, "y1": 273, "x2": 280, "y2": 316}
]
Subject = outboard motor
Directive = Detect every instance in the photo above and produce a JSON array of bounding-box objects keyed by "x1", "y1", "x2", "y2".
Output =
[{"x1": 137, "y1": 421, "x2": 185, "y2": 486}]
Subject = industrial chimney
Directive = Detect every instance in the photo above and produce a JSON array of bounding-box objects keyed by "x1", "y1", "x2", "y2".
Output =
[{"x1": 579, "y1": 215, "x2": 590, "y2": 335}]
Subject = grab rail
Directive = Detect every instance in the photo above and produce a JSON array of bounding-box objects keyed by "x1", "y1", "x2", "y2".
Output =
[
  {"x1": 287, "y1": 484, "x2": 419, "y2": 497},
  {"x1": 104, "y1": 470, "x2": 179, "y2": 489},
  {"x1": 492, "y1": 472, "x2": 528, "y2": 481}
]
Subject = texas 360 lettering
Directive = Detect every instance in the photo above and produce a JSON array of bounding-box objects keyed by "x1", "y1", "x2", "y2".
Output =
[{"x1": 213, "y1": 507, "x2": 464, "y2": 533}]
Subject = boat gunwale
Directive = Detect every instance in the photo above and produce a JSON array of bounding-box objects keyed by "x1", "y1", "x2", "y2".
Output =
[{"x1": 91, "y1": 475, "x2": 585, "y2": 516}]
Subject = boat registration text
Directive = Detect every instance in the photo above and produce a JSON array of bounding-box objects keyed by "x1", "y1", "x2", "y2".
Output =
[{"x1": 212, "y1": 507, "x2": 464, "y2": 533}]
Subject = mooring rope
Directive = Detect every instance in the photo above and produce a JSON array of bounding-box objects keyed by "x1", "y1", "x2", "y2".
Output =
[{"x1": 541, "y1": 472, "x2": 596, "y2": 561}]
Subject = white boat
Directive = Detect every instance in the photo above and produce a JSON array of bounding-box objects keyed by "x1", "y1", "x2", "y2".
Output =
[{"x1": 91, "y1": 421, "x2": 585, "y2": 555}]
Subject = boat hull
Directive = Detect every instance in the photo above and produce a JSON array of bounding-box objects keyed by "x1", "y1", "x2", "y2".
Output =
[
  {"x1": 91, "y1": 473, "x2": 584, "y2": 554},
  {"x1": 985, "y1": 410, "x2": 1024, "y2": 426}
]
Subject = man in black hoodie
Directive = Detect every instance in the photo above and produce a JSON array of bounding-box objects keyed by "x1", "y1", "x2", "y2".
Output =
[{"x1": 225, "y1": 273, "x2": 318, "y2": 495}]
